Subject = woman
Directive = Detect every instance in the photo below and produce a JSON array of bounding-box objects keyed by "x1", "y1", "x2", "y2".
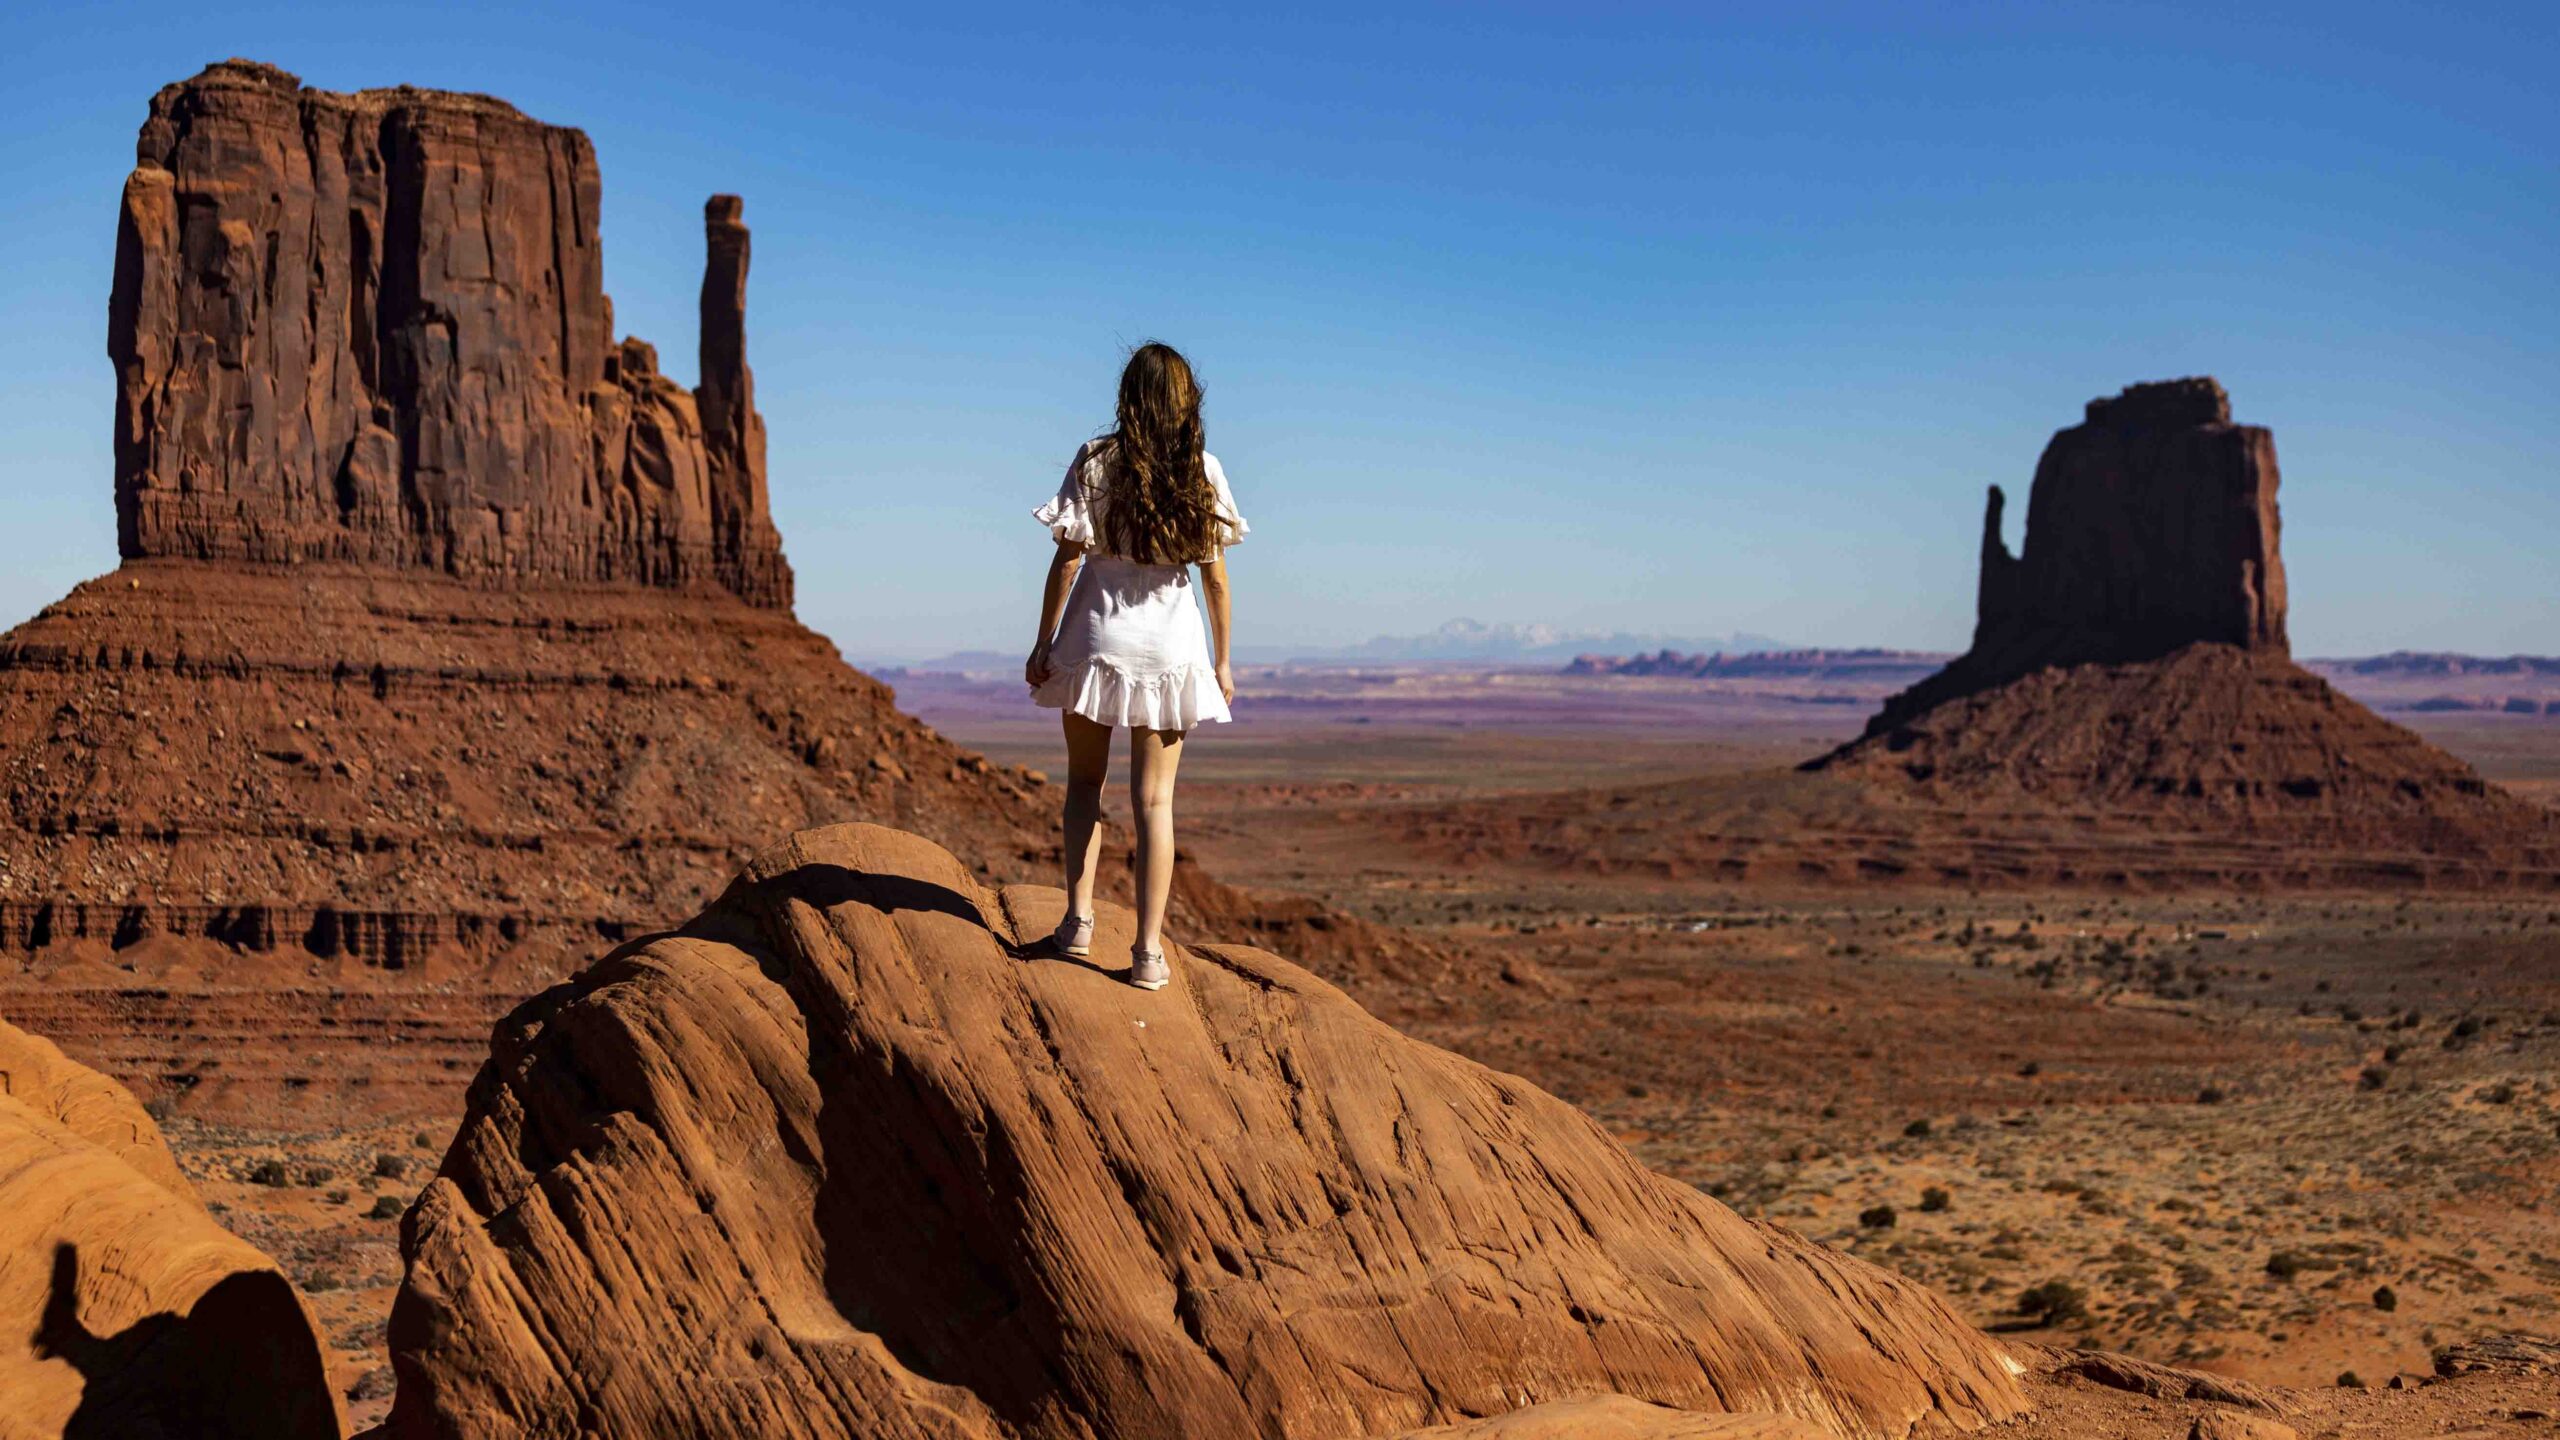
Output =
[{"x1": 1024, "y1": 343, "x2": 1245, "y2": 991}]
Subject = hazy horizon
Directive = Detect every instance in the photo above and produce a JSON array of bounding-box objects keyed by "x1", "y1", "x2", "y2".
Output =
[{"x1": 4, "y1": 3, "x2": 2552, "y2": 661}]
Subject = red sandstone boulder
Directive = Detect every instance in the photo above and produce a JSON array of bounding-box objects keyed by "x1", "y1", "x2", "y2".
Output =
[
  {"x1": 381, "y1": 823, "x2": 2027, "y2": 1439},
  {"x1": 0, "y1": 1014, "x2": 340, "y2": 1438}
]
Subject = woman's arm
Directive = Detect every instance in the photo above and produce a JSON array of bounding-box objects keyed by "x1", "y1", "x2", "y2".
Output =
[
  {"x1": 1024, "y1": 539, "x2": 1084, "y2": 688},
  {"x1": 1197, "y1": 554, "x2": 1235, "y2": 703}
]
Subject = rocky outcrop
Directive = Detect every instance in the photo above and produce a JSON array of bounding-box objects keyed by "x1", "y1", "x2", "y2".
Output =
[
  {"x1": 382, "y1": 823, "x2": 2028, "y2": 1439},
  {"x1": 1980, "y1": 378, "x2": 2285, "y2": 661},
  {"x1": 0, "y1": 1013, "x2": 340, "y2": 1438},
  {"x1": 1854, "y1": 379, "x2": 2284, "y2": 736},
  {"x1": 1811, "y1": 382, "x2": 2553, "y2": 839},
  {"x1": 110, "y1": 60, "x2": 790, "y2": 606}
]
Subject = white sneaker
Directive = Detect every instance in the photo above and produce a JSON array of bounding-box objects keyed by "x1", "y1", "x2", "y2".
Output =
[
  {"x1": 1051, "y1": 914, "x2": 1094, "y2": 958},
  {"x1": 1128, "y1": 948, "x2": 1170, "y2": 991}
]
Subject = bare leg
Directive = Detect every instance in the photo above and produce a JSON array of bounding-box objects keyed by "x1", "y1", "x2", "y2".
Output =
[
  {"x1": 1127, "y1": 726, "x2": 1186, "y2": 954},
  {"x1": 1061, "y1": 713, "x2": 1112, "y2": 921}
]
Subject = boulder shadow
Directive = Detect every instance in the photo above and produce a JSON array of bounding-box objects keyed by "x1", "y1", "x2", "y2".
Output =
[
  {"x1": 33, "y1": 1242, "x2": 338, "y2": 1440},
  {"x1": 742, "y1": 862, "x2": 1120, "y2": 977}
]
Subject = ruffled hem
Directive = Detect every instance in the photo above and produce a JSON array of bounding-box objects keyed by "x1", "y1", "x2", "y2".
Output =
[
  {"x1": 1033, "y1": 493, "x2": 1096, "y2": 547},
  {"x1": 1034, "y1": 659, "x2": 1231, "y2": 730}
]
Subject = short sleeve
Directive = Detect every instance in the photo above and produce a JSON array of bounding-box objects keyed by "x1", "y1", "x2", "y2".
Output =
[
  {"x1": 1205, "y1": 453, "x2": 1249, "y2": 550},
  {"x1": 1034, "y1": 442, "x2": 1099, "y2": 548}
]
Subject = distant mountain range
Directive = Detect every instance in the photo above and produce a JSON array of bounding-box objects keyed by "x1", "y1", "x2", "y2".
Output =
[
  {"x1": 871, "y1": 619, "x2": 1795, "y2": 674},
  {"x1": 1317, "y1": 619, "x2": 1792, "y2": 663},
  {"x1": 868, "y1": 639, "x2": 2560, "y2": 705},
  {"x1": 1564, "y1": 648, "x2": 1952, "y2": 680},
  {"x1": 2313, "y1": 652, "x2": 2560, "y2": 678}
]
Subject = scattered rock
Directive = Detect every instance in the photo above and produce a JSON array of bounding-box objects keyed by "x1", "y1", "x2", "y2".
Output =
[
  {"x1": 2434, "y1": 1332, "x2": 2560, "y2": 1377},
  {"x1": 1391, "y1": 1396, "x2": 1829, "y2": 1437},
  {"x1": 2189, "y1": 1411, "x2": 2298, "y2": 1440},
  {"x1": 2046, "y1": 1347, "x2": 2292, "y2": 1414}
]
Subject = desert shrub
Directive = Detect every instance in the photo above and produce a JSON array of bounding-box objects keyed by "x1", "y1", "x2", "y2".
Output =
[
  {"x1": 2358, "y1": 1066, "x2": 2389, "y2": 1092},
  {"x1": 2267, "y1": 1250, "x2": 2310, "y2": 1281},
  {"x1": 1859, "y1": 1205, "x2": 1898, "y2": 1229},
  {"x1": 2018, "y1": 1061, "x2": 2041, "y2": 1078},
  {"x1": 1902, "y1": 1118, "x2": 1933, "y2": 1139},
  {"x1": 247, "y1": 1159, "x2": 291, "y2": 1188},
  {"x1": 2197, "y1": 1085, "x2": 2226, "y2": 1104},
  {"x1": 2336, "y1": 1371, "x2": 2365, "y2": 1389},
  {"x1": 324, "y1": 1189, "x2": 350, "y2": 1206},
  {"x1": 1919, "y1": 1186, "x2": 1952, "y2": 1213},
  {"x1": 373, "y1": 1152, "x2": 410, "y2": 1179},
  {"x1": 2017, "y1": 1280, "x2": 2088, "y2": 1324},
  {"x1": 2479, "y1": 1081, "x2": 2517, "y2": 1105},
  {"x1": 299, "y1": 1164, "x2": 335, "y2": 1187},
  {"x1": 369, "y1": 1194, "x2": 406, "y2": 1221}
]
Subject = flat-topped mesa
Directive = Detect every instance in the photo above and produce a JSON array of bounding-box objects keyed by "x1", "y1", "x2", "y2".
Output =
[{"x1": 107, "y1": 60, "x2": 792, "y2": 608}]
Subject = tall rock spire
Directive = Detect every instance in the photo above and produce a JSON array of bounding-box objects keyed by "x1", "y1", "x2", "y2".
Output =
[{"x1": 694, "y1": 194, "x2": 780, "y2": 601}]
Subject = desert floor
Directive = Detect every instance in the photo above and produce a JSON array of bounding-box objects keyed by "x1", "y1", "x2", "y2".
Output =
[
  {"x1": 912, "y1": 664, "x2": 2560, "y2": 1399},
  {"x1": 11, "y1": 662, "x2": 2558, "y2": 1430}
]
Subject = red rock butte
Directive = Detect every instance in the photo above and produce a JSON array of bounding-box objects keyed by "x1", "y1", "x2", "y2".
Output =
[
  {"x1": 0, "y1": 62, "x2": 1430, "y2": 1111},
  {"x1": 1810, "y1": 380, "x2": 2557, "y2": 876},
  {"x1": 1, "y1": 61, "x2": 987, "y2": 980},
  {"x1": 110, "y1": 59, "x2": 789, "y2": 607}
]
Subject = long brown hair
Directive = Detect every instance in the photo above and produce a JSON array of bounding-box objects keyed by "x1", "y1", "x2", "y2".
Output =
[{"x1": 1095, "y1": 342, "x2": 1218, "y2": 565}]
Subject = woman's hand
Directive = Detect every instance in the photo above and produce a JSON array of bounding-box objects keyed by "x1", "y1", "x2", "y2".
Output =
[
  {"x1": 1215, "y1": 660, "x2": 1235, "y2": 704},
  {"x1": 1025, "y1": 644, "x2": 1054, "y2": 690}
]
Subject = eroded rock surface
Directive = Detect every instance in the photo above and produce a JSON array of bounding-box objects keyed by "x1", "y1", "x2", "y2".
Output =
[
  {"x1": 0, "y1": 1014, "x2": 339, "y2": 1438},
  {"x1": 383, "y1": 823, "x2": 2028, "y2": 1439},
  {"x1": 111, "y1": 59, "x2": 790, "y2": 606}
]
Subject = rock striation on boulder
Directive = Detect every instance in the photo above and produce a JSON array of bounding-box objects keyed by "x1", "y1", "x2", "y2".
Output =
[
  {"x1": 382, "y1": 823, "x2": 2027, "y2": 1440},
  {"x1": 0, "y1": 1012, "x2": 340, "y2": 1439},
  {"x1": 110, "y1": 60, "x2": 790, "y2": 606}
]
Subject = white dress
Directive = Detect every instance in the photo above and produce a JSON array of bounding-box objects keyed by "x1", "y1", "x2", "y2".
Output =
[{"x1": 1032, "y1": 440, "x2": 1247, "y2": 731}]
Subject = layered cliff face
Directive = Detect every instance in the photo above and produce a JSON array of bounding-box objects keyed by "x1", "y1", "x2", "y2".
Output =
[
  {"x1": 1813, "y1": 382, "x2": 2552, "y2": 856},
  {"x1": 109, "y1": 60, "x2": 790, "y2": 606},
  {"x1": 384, "y1": 824, "x2": 2028, "y2": 1440}
]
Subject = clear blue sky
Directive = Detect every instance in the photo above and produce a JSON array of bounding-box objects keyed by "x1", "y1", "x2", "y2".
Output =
[{"x1": 3, "y1": 2, "x2": 2551, "y2": 659}]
